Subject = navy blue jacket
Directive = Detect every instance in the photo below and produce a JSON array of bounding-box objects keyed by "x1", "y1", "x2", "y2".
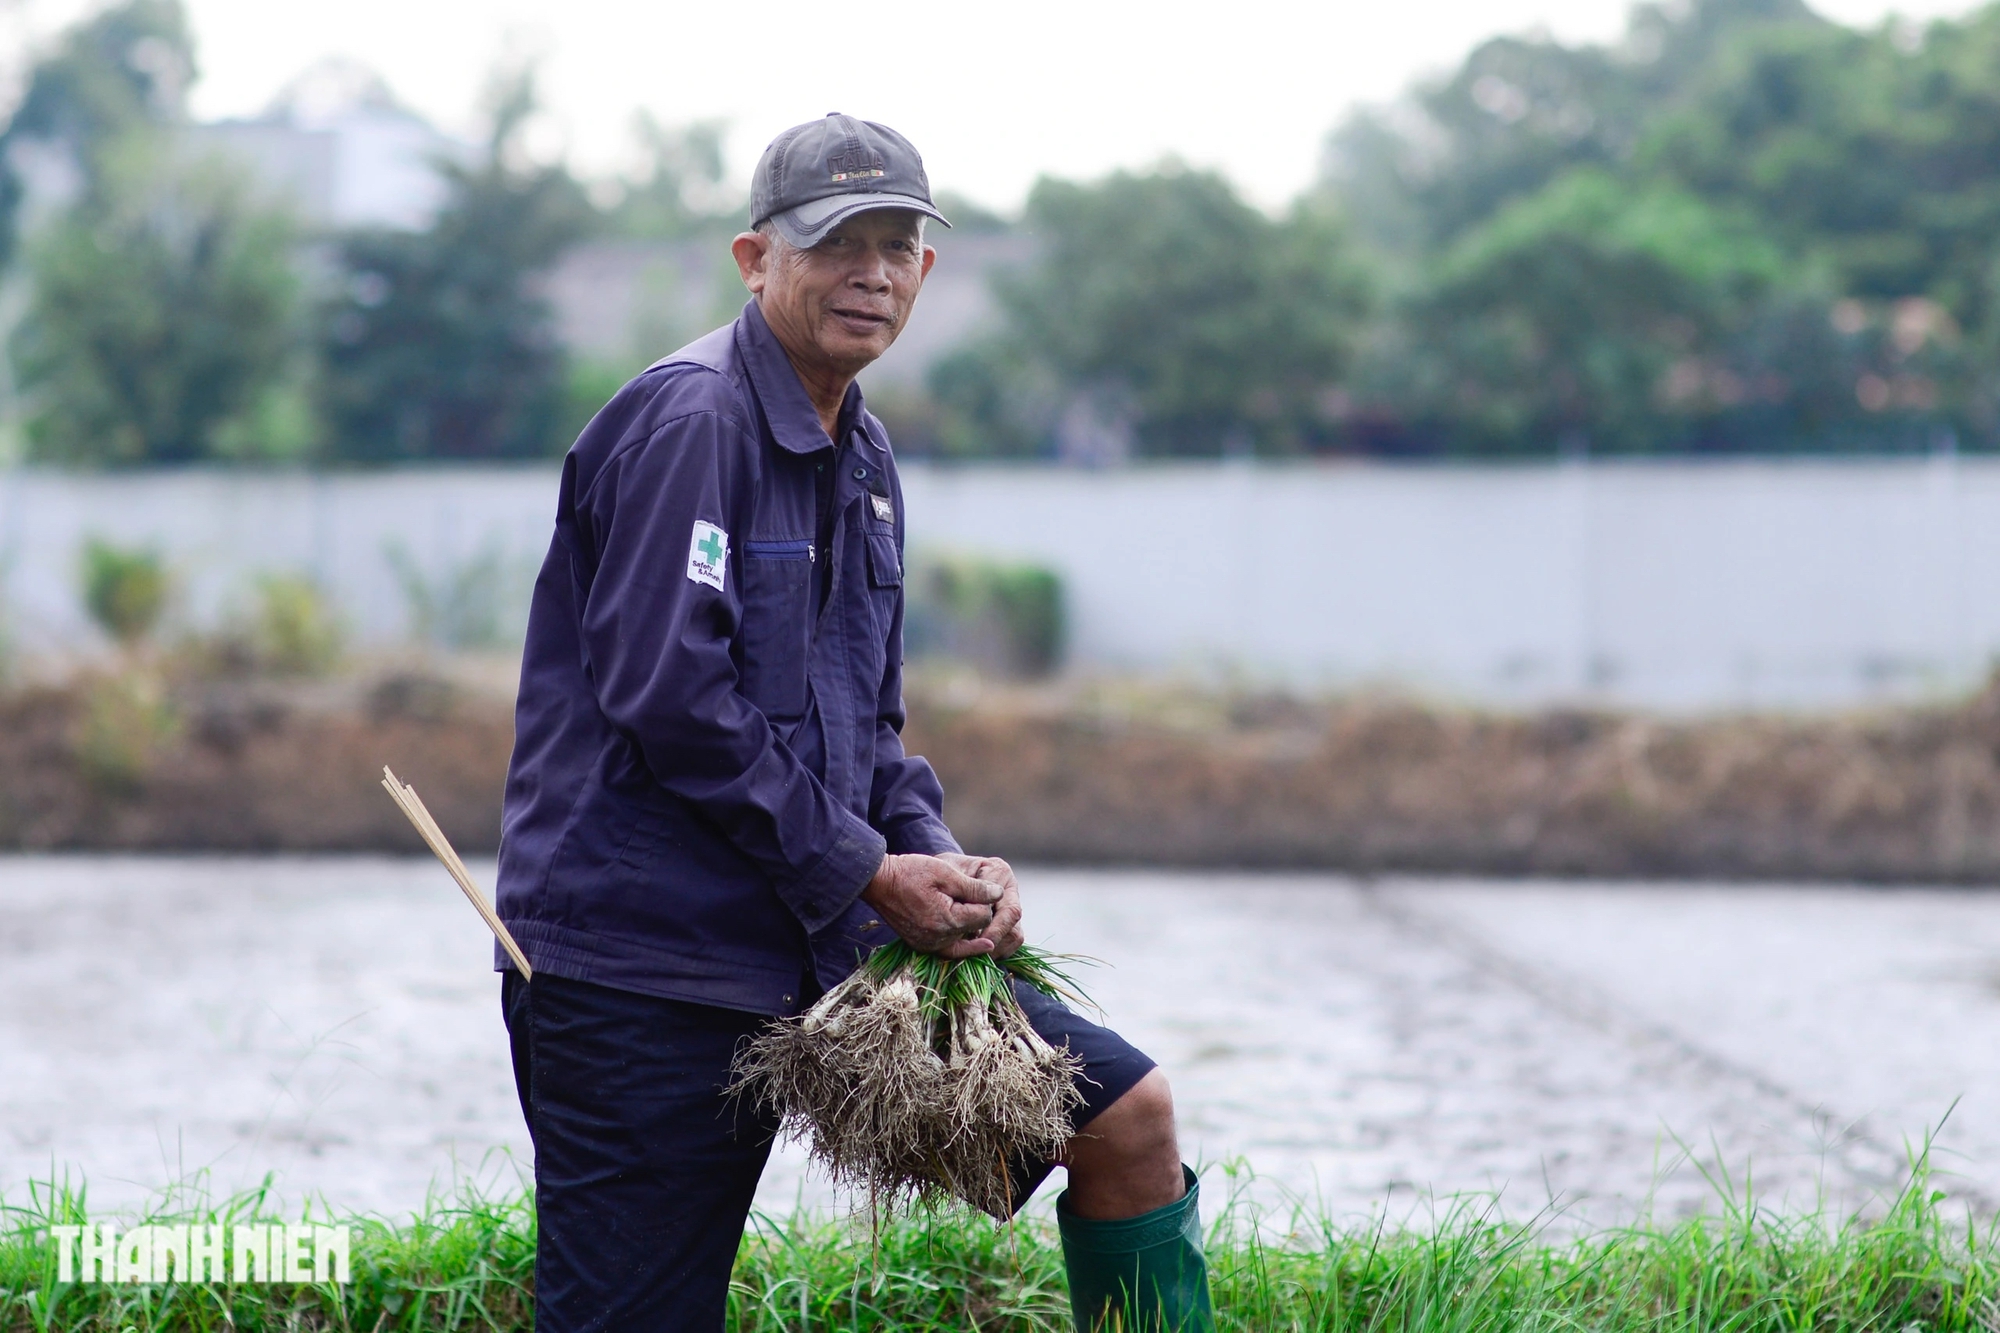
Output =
[{"x1": 495, "y1": 301, "x2": 960, "y2": 1016}]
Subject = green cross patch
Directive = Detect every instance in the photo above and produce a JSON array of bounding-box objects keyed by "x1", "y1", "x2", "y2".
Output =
[{"x1": 686, "y1": 521, "x2": 727, "y2": 591}]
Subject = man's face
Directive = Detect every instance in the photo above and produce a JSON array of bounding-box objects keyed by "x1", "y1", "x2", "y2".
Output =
[{"x1": 734, "y1": 209, "x2": 936, "y2": 378}]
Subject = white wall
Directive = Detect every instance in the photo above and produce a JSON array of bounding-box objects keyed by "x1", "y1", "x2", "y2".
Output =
[
  {"x1": 0, "y1": 469, "x2": 555, "y2": 659},
  {"x1": 4, "y1": 458, "x2": 1996, "y2": 710}
]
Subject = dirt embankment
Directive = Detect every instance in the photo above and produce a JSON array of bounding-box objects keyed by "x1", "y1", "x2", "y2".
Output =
[
  {"x1": 0, "y1": 671, "x2": 512, "y2": 855},
  {"x1": 908, "y1": 685, "x2": 2000, "y2": 881},
  {"x1": 6, "y1": 668, "x2": 2000, "y2": 881}
]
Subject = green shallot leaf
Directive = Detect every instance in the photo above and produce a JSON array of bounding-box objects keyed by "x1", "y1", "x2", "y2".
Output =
[{"x1": 858, "y1": 938, "x2": 1092, "y2": 1010}]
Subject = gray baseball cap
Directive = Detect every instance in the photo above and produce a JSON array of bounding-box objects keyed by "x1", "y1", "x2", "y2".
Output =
[{"x1": 750, "y1": 113, "x2": 951, "y2": 249}]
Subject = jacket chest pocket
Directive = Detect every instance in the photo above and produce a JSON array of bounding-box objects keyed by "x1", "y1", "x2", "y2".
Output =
[
  {"x1": 865, "y1": 532, "x2": 902, "y2": 589},
  {"x1": 739, "y1": 540, "x2": 812, "y2": 720},
  {"x1": 861, "y1": 531, "x2": 904, "y2": 644}
]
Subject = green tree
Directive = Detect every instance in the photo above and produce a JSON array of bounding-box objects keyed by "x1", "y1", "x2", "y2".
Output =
[
  {"x1": 1, "y1": 0, "x2": 305, "y2": 466},
  {"x1": 1321, "y1": 0, "x2": 2000, "y2": 453},
  {"x1": 12, "y1": 141, "x2": 304, "y2": 465},
  {"x1": 600, "y1": 113, "x2": 735, "y2": 240},
  {"x1": 925, "y1": 339, "x2": 1061, "y2": 459},
  {"x1": 1392, "y1": 169, "x2": 1788, "y2": 452},
  {"x1": 1324, "y1": 0, "x2": 1819, "y2": 259},
  {"x1": 316, "y1": 70, "x2": 592, "y2": 462},
  {"x1": 1638, "y1": 25, "x2": 1935, "y2": 295},
  {"x1": 0, "y1": 0, "x2": 194, "y2": 267},
  {"x1": 1633, "y1": 10, "x2": 2000, "y2": 440},
  {"x1": 934, "y1": 167, "x2": 1369, "y2": 458}
]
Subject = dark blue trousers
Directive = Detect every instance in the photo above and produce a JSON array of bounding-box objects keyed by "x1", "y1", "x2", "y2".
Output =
[
  {"x1": 503, "y1": 972, "x2": 777, "y2": 1332},
  {"x1": 503, "y1": 969, "x2": 1155, "y2": 1332}
]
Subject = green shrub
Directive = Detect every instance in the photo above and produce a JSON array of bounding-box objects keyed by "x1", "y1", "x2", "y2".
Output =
[
  {"x1": 70, "y1": 670, "x2": 178, "y2": 792},
  {"x1": 985, "y1": 564, "x2": 1064, "y2": 676},
  {"x1": 0, "y1": 569, "x2": 14, "y2": 687},
  {"x1": 250, "y1": 575, "x2": 344, "y2": 676},
  {"x1": 385, "y1": 542, "x2": 523, "y2": 651},
  {"x1": 80, "y1": 539, "x2": 167, "y2": 648},
  {"x1": 913, "y1": 557, "x2": 1066, "y2": 678}
]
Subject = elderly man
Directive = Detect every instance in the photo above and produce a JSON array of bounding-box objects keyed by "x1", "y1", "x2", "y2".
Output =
[{"x1": 495, "y1": 114, "x2": 1213, "y2": 1332}]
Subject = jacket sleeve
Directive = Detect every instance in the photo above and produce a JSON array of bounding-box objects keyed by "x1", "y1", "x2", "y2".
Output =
[
  {"x1": 570, "y1": 406, "x2": 886, "y2": 934},
  {"x1": 867, "y1": 472, "x2": 962, "y2": 857}
]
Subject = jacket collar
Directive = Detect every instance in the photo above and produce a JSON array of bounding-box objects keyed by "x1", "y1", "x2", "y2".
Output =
[{"x1": 735, "y1": 299, "x2": 866, "y2": 456}]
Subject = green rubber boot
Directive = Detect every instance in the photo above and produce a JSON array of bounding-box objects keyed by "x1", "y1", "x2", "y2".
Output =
[{"x1": 1057, "y1": 1165, "x2": 1215, "y2": 1333}]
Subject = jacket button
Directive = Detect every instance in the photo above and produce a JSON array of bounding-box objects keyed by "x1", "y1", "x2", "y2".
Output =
[{"x1": 852, "y1": 467, "x2": 867, "y2": 479}]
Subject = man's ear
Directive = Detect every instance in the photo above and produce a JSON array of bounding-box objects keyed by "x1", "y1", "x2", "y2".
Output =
[
  {"x1": 920, "y1": 244, "x2": 937, "y2": 283},
  {"x1": 732, "y1": 231, "x2": 772, "y2": 295}
]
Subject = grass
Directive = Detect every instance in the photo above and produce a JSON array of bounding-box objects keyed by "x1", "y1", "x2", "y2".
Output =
[{"x1": 2, "y1": 1161, "x2": 1997, "y2": 1331}]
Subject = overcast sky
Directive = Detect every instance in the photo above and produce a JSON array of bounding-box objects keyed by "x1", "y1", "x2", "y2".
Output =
[{"x1": 3, "y1": 0, "x2": 1988, "y2": 211}]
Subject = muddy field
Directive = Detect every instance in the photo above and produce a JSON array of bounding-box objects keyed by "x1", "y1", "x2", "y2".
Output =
[
  {"x1": 5, "y1": 859, "x2": 1997, "y2": 1223},
  {"x1": 4, "y1": 666, "x2": 2000, "y2": 881}
]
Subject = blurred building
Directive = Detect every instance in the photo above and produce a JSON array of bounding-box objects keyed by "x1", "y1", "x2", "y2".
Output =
[
  {"x1": 542, "y1": 230, "x2": 1030, "y2": 386},
  {"x1": 187, "y1": 58, "x2": 462, "y2": 231}
]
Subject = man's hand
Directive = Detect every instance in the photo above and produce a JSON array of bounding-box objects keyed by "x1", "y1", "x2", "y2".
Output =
[
  {"x1": 936, "y1": 854, "x2": 1024, "y2": 959},
  {"x1": 861, "y1": 854, "x2": 1004, "y2": 958}
]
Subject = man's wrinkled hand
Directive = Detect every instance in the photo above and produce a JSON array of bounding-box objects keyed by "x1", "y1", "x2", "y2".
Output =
[
  {"x1": 860, "y1": 854, "x2": 1004, "y2": 958},
  {"x1": 937, "y1": 854, "x2": 1023, "y2": 959}
]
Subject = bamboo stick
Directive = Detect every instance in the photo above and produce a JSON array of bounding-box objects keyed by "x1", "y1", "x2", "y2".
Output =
[{"x1": 381, "y1": 766, "x2": 534, "y2": 980}]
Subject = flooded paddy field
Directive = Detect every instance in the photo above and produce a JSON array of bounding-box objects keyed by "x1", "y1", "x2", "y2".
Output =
[{"x1": 4, "y1": 857, "x2": 1999, "y2": 1226}]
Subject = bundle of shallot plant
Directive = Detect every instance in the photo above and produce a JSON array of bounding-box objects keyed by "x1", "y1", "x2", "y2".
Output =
[{"x1": 732, "y1": 940, "x2": 1088, "y2": 1219}]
